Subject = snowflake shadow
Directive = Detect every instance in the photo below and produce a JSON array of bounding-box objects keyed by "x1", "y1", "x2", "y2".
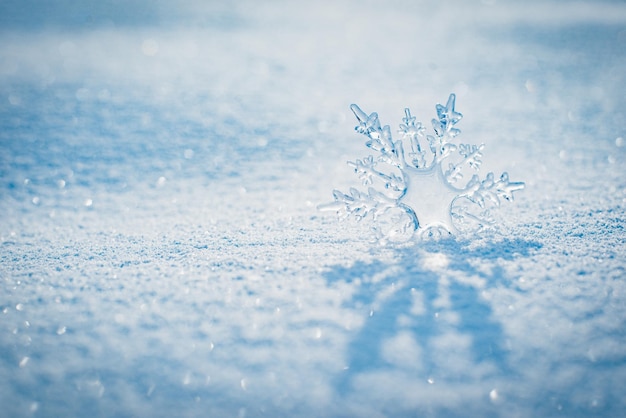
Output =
[{"x1": 323, "y1": 238, "x2": 542, "y2": 413}]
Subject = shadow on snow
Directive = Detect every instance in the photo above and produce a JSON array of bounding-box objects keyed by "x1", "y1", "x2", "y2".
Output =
[{"x1": 323, "y1": 237, "x2": 542, "y2": 407}]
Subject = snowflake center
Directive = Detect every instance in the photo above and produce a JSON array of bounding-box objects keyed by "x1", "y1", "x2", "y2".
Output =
[{"x1": 400, "y1": 165, "x2": 458, "y2": 235}]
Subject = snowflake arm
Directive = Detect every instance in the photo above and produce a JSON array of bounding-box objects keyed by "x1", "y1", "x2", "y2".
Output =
[
  {"x1": 318, "y1": 187, "x2": 399, "y2": 222},
  {"x1": 445, "y1": 143, "x2": 484, "y2": 184},
  {"x1": 463, "y1": 172, "x2": 525, "y2": 208},
  {"x1": 347, "y1": 155, "x2": 404, "y2": 192},
  {"x1": 399, "y1": 108, "x2": 428, "y2": 168},
  {"x1": 350, "y1": 104, "x2": 407, "y2": 169},
  {"x1": 434, "y1": 93, "x2": 462, "y2": 138}
]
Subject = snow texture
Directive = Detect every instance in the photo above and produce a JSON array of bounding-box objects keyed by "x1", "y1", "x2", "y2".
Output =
[{"x1": 1, "y1": 0, "x2": 626, "y2": 417}]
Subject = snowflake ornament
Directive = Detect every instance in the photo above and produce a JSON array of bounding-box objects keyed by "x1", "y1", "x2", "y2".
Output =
[{"x1": 320, "y1": 93, "x2": 525, "y2": 242}]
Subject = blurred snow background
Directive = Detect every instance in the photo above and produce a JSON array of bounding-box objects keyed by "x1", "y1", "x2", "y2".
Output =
[{"x1": 1, "y1": 0, "x2": 626, "y2": 417}]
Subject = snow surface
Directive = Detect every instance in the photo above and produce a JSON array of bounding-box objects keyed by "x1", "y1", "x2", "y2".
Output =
[{"x1": 1, "y1": 0, "x2": 626, "y2": 417}]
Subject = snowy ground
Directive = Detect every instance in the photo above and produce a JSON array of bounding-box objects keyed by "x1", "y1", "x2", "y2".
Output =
[{"x1": 1, "y1": 1, "x2": 626, "y2": 417}]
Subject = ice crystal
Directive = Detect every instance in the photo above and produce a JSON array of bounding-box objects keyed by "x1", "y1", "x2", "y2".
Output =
[{"x1": 320, "y1": 94, "x2": 525, "y2": 242}]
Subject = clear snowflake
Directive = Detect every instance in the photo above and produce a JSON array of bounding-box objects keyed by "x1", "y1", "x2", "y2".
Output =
[{"x1": 320, "y1": 93, "x2": 525, "y2": 242}]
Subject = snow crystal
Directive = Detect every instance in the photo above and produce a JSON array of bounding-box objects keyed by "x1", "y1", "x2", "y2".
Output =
[{"x1": 321, "y1": 94, "x2": 524, "y2": 242}]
